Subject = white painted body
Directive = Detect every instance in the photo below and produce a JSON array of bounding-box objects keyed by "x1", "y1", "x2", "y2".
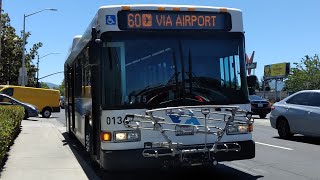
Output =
[{"x1": 101, "y1": 104, "x2": 251, "y2": 150}]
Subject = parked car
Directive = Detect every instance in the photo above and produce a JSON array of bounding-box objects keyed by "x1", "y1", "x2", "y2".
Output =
[
  {"x1": 270, "y1": 90, "x2": 320, "y2": 139},
  {"x1": 249, "y1": 95, "x2": 271, "y2": 118},
  {"x1": 60, "y1": 96, "x2": 65, "y2": 109},
  {"x1": 0, "y1": 93, "x2": 39, "y2": 119}
]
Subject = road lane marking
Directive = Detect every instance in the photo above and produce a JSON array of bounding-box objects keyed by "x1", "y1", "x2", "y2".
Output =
[
  {"x1": 227, "y1": 161, "x2": 269, "y2": 175},
  {"x1": 256, "y1": 142, "x2": 293, "y2": 150},
  {"x1": 225, "y1": 163, "x2": 262, "y2": 177}
]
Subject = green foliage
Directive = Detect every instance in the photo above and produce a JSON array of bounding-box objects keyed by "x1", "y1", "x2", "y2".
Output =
[
  {"x1": 260, "y1": 77, "x2": 270, "y2": 91},
  {"x1": 0, "y1": 105, "x2": 24, "y2": 163},
  {"x1": 59, "y1": 79, "x2": 65, "y2": 96},
  {"x1": 40, "y1": 82, "x2": 49, "y2": 89},
  {"x1": 285, "y1": 54, "x2": 320, "y2": 92},
  {"x1": 0, "y1": 11, "x2": 43, "y2": 86},
  {"x1": 53, "y1": 79, "x2": 64, "y2": 96}
]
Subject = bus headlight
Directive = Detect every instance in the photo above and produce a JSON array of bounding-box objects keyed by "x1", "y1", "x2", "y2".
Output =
[
  {"x1": 114, "y1": 130, "x2": 140, "y2": 142},
  {"x1": 227, "y1": 124, "x2": 249, "y2": 135}
]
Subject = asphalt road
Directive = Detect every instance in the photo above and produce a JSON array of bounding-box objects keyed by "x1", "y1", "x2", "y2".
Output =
[
  {"x1": 52, "y1": 111, "x2": 320, "y2": 180},
  {"x1": 52, "y1": 109, "x2": 66, "y2": 125}
]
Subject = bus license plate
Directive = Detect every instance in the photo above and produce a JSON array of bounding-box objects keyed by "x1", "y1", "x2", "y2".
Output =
[
  {"x1": 175, "y1": 125, "x2": 194, "y2": 136},
  {"x1": 258, "y1": 103, "x2": 263, "y2": 107}
]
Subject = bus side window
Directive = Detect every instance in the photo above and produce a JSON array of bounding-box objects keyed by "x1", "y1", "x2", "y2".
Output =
[{"x1": 1, "y1": 88, "x2": 14, "y2": 96}]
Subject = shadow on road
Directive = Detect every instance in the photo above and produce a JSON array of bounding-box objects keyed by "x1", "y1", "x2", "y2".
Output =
[
  {"x1": 61, "y1": 133, "x2": 263, "y2": 180},
  {"x1": 101, "y1": 165, "x2": 263, "y2": 180},
  {"x1": 274, "y1": 135, "x2": 320, "y2": 146},
  {"x1": 22, "y1": 119, "x2": 39, "y2": 121},
  {"x1": 61, "y1": 132, "x2": 100, "y2": 180},
  {"x1": 252, "y1": 115, "x2": 269, "y2": 120}
]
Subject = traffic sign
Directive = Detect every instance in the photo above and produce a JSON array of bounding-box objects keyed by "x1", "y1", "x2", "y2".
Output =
[{"x1": 247, "y1": 62, "x2": 257, "y2": 70}]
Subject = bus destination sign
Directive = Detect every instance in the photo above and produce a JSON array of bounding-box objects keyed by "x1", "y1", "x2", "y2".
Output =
[{"x1": 118, "y1": 11, "x2": 231, "y2": 31}]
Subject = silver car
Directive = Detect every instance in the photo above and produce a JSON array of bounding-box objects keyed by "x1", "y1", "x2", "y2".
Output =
[
  {"x1": 0, "y1": 93, "x2": 39, "y2": 119},
  {"x1": 270, "y1": 90, "x2": 320, "y2": 139}
]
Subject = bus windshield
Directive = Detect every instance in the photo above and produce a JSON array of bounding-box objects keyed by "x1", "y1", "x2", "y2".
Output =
[{"x1": 101, "y1": 31, "x2": 249, "y2": 109}]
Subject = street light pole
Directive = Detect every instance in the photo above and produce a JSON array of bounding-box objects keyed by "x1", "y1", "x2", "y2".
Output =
[
  {"x1": 20, "y1": 8, "x2": 57, "y2": 86},
  {"x1": 21, "y1": 14, "x2": 26, "y2": 86},
  {"x1": 36, "y1": 52, "x2": 60, "y2": 87},
  {"x1": 36, "y1": 54, "x2": 39, "y2": 85}
]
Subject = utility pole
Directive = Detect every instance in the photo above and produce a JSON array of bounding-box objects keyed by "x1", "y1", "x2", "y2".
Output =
[
  {"x1": 36, "y1": 54, "x2": 40, "y2": 87},
  {"x1": 21, "y1": 14, "x2": 26, "y2": 86},
  {"x1": 36, "y1": 52, "x2": 60, "y2": 87},
  {"x1": 20, "y1": 8, "x2": 58, "y2": 86}
]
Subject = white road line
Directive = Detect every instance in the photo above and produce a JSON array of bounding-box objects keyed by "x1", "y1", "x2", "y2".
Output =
[{"x1": 256, "y1": 142, "x2": 293, "y2": 151}]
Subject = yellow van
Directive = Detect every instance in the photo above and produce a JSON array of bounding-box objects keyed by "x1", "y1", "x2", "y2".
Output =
[{"x1": 0, "y1": 85, "x2": 60, "y2": 118}]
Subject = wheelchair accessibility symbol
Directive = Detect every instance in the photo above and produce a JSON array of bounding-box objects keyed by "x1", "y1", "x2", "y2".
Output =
[{"x1": 106, "y1": 15, "x2": 116, "y2": 25}]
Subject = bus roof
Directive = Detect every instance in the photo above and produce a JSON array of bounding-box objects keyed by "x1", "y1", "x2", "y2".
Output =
[{"x1": 65, "y1": 4, "x2": 243, "y2": 66}]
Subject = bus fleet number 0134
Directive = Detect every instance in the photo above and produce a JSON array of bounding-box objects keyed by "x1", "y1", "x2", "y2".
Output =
[{"x1": 105, "y1": 116, "x2": 126, "y2": 125}]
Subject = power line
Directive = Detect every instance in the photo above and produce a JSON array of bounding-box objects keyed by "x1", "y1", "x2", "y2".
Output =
[{"x1": 38, "y1": 71, "x2": 63, "y2": 80}]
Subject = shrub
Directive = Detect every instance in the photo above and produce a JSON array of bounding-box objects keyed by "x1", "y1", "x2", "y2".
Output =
[{"x1": 0, "y1": 105, "x2": 24, "y2": 164}]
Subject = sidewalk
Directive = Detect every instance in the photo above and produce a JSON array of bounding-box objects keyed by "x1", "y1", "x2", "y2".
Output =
[{"x1": 0, "y1": 118, "x2": 91, "y2": 180}]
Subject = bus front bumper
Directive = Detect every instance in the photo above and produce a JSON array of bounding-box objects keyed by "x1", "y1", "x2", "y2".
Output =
[{"x1": 100, "y1": 140, "x2": 255, "y2": 171}]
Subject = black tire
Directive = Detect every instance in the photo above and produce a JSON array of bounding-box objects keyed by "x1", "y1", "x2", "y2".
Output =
[
  {"x1": 259, "y1": 114, "x2": 267, "y2": 119},
  {"x1": 24, "y1": 109, "x2": 29, "y2": 120},
  {"x1": 85, "y1": 116, "x2": 92, "y2": 153},
  {"x1": 85, "y1": 130, "x2": 91, "y2": 153},
  {"x1": 277, "y1": 118, "x2": 293, "y2": 139},
  {"x1": 42, "y1": 108, "x2": 52, "y2": 118}
]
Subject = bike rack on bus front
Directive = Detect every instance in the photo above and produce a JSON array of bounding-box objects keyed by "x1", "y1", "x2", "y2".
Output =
[{"x1": 124, "y1": 105, "x2": 252, "y2": 165}]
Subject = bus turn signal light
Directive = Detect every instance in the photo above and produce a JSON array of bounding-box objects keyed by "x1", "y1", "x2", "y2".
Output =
[
  {"x1": 100, "y1": 132, "x2": 112, "y2": 141},
  {"x1": 248, "y1": 124, "x2": 253, "y2": 132}
]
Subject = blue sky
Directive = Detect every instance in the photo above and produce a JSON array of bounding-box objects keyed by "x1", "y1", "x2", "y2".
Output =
[{"x1": 3, "y1": 0, "x2": 320, "y2": 85}]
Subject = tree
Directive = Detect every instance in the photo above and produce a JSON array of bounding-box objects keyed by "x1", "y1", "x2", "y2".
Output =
[
  {"x1": 285, "y1": 54, "x2": 320, "y2": 92},
  {"x1": 0, "y1": 11, "x2": 42, "y2": 86},
  {"x1": 54, "y1": 79, "x2": 65, "y2": 96},
  {"x1": 260, "y1": 77, "x2": 271, "y2": 91},
  {"x1": 40, "y1": 82, "x2": 49, "y2": 89},
  {"x1": 253, "y1": 78, "x2": 260, "y2": 90}
]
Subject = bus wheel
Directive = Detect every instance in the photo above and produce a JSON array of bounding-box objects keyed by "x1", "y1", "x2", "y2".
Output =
[
  {"x1": 84, "y1": 115, "x2": 92, "y2": 155},
  {"x1": 85, "y1": 131, "x2": 91, "y2": 153},
  {"x1": 42, "y1": 108, "x2": 52, "y2": 118}
]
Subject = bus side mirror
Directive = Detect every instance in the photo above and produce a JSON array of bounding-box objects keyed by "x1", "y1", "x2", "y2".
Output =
[
  {"x1": 247, "y1": 75, "x2": 257, "y2": 88},
  {"x1": 89, "y1": 27, "x2": 101, "y2": 66}
]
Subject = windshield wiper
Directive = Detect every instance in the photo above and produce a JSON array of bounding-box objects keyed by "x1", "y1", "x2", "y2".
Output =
[{"x1": 188, "y1": 49, "x2": 192, "y2": 95}]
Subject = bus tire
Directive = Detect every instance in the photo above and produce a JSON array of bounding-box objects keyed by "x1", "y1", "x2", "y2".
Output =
[
  {"x1": 85, "y1": 128, "x2": 91, "y2": 153},
  {"x1": 85, "y1": 116, "x2": 92, "y2": 153},
  {"x1": 42, "y1": 107, "x2": 52, "y2": 118}
]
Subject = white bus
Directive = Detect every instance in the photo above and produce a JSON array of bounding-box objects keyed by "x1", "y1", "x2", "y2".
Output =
[{"x1": 64, "y1": 4, "x2": 257, "y2": 171}]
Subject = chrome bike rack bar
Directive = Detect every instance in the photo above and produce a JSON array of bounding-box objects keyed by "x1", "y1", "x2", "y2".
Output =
[{"x1": 124, "y1": 105, "x2": 252, "y2": 163}]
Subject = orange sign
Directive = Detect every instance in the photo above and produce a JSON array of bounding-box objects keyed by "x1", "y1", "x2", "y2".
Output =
[
  {"x1": 119, "y1": 11, "x2": 230, "y2": 30},
  {"x1": 142, "y1": 14, "x2": 152, "y2": 27}
]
